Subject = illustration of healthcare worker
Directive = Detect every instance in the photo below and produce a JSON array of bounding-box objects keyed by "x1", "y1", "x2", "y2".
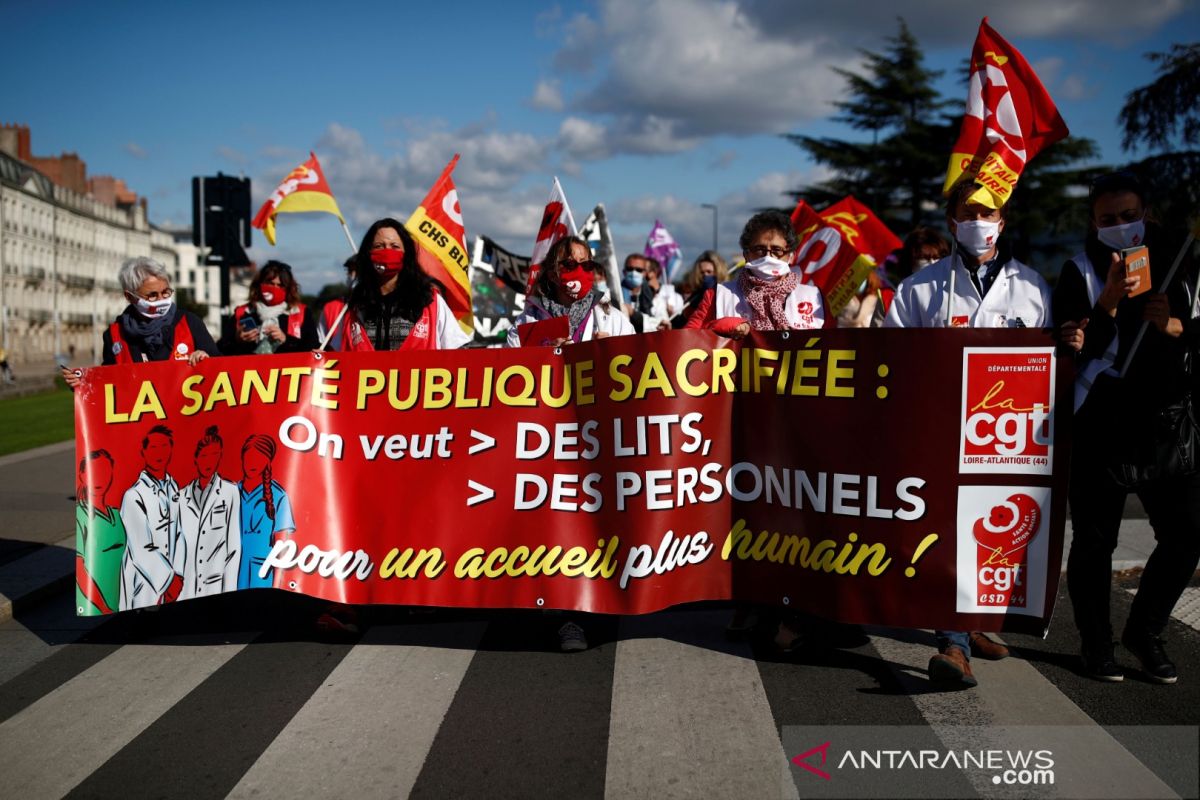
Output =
[
  {"x1": 76, "y1": 449, "x2": 126, "y2": 615},
  {"x1": 177, "y1": 425, "x2": 241, "y2": 599},
  {"x1": 238, "y1": 434, "x2": 294, "y2": 589},
  {"x1": 119, "y1": 425, "x2": 183, "y2": 609}
]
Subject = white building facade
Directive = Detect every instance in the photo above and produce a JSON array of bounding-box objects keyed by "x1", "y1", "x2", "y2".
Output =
[{"x1": 1, "y1": 151, "x2": 242, "y2": 365}]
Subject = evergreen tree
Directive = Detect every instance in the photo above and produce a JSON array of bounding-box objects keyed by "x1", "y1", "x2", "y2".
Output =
[
  {"x1": 1118, "y1": 43, "x2": 1200, "y2": 235},
  {"x1": 784, "y1": 18, "x2": 957, "y2": 230}
]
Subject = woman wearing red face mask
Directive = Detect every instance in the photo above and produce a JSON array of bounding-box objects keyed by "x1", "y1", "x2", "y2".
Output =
[
  {"x1": 505, "y1": 236, "x2": 634, "y2": 348},
  {"x1": 221, "y1": 261, "x2": 318, "y2": 355},
  {"x1": 325, "y1": 218, "x2": 470, "y2": 351}
]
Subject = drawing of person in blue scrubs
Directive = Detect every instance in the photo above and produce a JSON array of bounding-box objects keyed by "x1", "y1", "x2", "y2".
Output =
[{"x1": 237, "y1": 433, "x2": 294, "y2": 589}]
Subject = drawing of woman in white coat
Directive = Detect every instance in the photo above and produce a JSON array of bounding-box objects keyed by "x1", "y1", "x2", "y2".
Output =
[{"x1": 176, "y1": 425, "x2": 241, "y2": 600}]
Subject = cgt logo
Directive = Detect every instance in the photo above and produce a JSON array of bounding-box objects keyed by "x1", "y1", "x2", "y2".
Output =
[
  {"x1": 957, "y1": 485, "x2": 1050, "y2": 616},
  {"x1": 959, "y1": 347, "x2": 1056, "y2": 475},
  {"x1": 972, "y1": 493, "x2": 1041, "y2": 608}
]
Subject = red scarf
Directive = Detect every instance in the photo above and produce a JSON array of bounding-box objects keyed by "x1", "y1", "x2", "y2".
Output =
[{"x1": 738, "y1": 269, "x2": 798, "y2": 330}]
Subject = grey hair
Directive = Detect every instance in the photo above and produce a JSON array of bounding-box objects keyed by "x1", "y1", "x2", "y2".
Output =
[{"x1": 118, "y1": 256, "x2": 171, "y2": 295}]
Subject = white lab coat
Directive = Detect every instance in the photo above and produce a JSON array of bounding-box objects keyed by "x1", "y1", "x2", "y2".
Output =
[
  {"x1": 710, "y1": 276, "x2": 827, "y2": 328},
  {"x1": 506, "y1": 297, "x2": 635, "y2": 347},
  {"x1": 176, "y1": 476, "x2": 241, "y2": 600},
  {"x1": 651, "y1": 284, "x2": 685, "y2": 322},
  {"x1": 119, "y1": 471, "x2": 181, "y2": 610},
  {"x1": 884, "y1": 254, "x2": 1050, "y2": 329}
]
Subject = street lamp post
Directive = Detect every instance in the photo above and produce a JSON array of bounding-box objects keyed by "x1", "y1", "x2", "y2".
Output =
[{"x1": 701, "y1": 203, "x2": 718, "y2": 253}]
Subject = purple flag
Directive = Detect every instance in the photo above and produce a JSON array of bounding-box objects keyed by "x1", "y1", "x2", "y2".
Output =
[{"x1": 644, "y1": 220, "x2": 683, "y2": 283}]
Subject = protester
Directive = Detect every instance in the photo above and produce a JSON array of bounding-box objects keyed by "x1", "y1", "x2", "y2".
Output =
[
  {"x1": 220, "y1": 261, "x2": 318, "y2": 355},
  {"x1": 62, "y1": 256, "x2": 218, "y2": 387},
  {"x1": 645, "y1": 255, "x2": 683, "y2": 327},
  {"x1": 507, "y1": 236, "x2": 634, "y2": 350},
  {"x1": 885, "y1": 226, "x2": 952, "y2": 284},
  {"x1": 620, "y1": 253, "x2": 662, "y2": 333},
  {"x1": 836, "y1": 270, "x2": 889, "y2": 328},
  {"x1": 506, "y1": 236, "x2": 631, "y2": 650},
  {"x1": 672, "y1": 251, "x2": 729, "y2": 329},
  {"x1": 1052, "y1": 170, "x2": 1200, "y2": 684},
  {"x1": 886, "y1": 179, "x2": 1062, "y2": 688},
  {"x1": 685, "y1": 209, "x2": 826, "y2": 336},
  {"x1": 324, "y1": 218, "x2": 470, "y2": 351}
]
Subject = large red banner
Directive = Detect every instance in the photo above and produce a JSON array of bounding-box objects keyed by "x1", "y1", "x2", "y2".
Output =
[{"x1": 73, "y1": 329, "x2": 1070, "y2": 633}]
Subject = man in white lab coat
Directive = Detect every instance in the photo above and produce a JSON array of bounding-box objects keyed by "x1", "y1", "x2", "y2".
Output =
[
  {"x1": 119, "y1": 425, "x2": 183, "y2": 610},
  {"x1": 176, "y1": 426, "x2": 241, "y2": 600},
  {"x1": 885, "y1": 179, "x2": 1051, "y2": 688}
]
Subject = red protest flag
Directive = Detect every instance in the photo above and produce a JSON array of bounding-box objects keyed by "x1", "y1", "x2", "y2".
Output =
[
  {"x1": 526, "y1": 177, "x2": 577, "y2": 295},
  {"x1": 406, "y1": 155, "x2": 473, "y2": 335},
  {"x1": 251, "y1": 152, "x2": 345, "y2": 246},
  {"x1": 819, "y1": 197, "x2": 902, "y2": 265},
  {"x1": 789, "y1": 200, "x2": 879, "y2": 319},
  {"x1": 944, "y1": 17, "x2": 1069, "y2": 208}
]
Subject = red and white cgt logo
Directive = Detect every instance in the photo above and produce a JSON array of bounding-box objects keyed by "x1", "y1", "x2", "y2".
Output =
[
  {"x1": 956, "y1": 486, "x2": 1050, "y2": 616},
  {"x1": 959, "y1": 347, "x2": 1056, "y2": 475}
]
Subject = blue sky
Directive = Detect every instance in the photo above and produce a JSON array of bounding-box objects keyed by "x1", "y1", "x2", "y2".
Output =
[{"x1": 4, "y1": 0, "x2": 1197, "y2": 292}]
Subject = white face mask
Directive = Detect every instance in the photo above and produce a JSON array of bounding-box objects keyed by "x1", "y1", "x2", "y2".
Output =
[
  {"x1": 131, "y1": 294, "x2": 174, "y2": 319},
  {"x1": 745, "y1": 255, "x2": 792, "y2": 279},
  {"x1": 1096, "y1": 218, "x2": 1145, "y2": 251},
  {"x1": 954, "y1": 220, "x2": 1002, "y2": 257}
]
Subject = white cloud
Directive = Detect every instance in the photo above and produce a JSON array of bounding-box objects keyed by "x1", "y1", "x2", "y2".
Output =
[
  {"x1": 216, "y1": 145, "x2": 249, "y2": 166},
  {"x1": 530, "y1": 79, "x2": 565, "y2": 112},
  {"x1": 558, "y1": 116, "x2": 609, "y2": 159},
  {"x1": 124, "y1": 142, "x2": 147, "y2": 159}
]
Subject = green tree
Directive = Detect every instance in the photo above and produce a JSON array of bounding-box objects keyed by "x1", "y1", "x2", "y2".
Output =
[
  {"x1": 1118, "y1": 42, "x2": 1200, "y2": 235},
  {"x1": 785, "y1": 18, "x2": 958, "y2": 230}
]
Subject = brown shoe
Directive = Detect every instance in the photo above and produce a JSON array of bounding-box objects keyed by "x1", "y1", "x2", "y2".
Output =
[
  {"x1": 969, "y1": 631, "x2": 1010, "y2": 661},
  {"x1": 928, "y1": 647, "x2": 978, "y2": 687}
]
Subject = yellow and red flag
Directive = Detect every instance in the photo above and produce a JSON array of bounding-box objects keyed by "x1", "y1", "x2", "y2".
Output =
[
  {"x1": 406, "y1": 155, "x2": 472, "y2": 334},
  {"x1": 251, "y1": 152, "x2": 345, "y2": 246},
  {"x1": 944, "y1": 18, "x2": 1069, "y2": 209},
  {"x1": 790, "y1": 197, "x2": 900, "y2": 317}
]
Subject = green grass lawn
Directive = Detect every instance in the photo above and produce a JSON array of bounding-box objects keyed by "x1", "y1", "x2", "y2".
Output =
[{"x1": 0, "y1": 385, "x2": 75, "y2": 456}]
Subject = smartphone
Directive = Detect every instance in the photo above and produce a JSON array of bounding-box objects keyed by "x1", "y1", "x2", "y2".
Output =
[
  {"x1": 1121, "y1": 246, "x2": 1151, "y2": 298},
  {"x1": 239, "y1": 315, "x2": 259, "y2": 331}
]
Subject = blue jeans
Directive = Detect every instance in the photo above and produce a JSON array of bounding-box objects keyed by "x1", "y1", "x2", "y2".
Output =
[{"x1": 936, "y1": 630, "x2": 970, "y2": 659}]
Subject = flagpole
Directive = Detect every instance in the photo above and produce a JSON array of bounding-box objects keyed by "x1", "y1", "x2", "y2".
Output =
[
  {"x1": 1118, "y1": 230, "x2": 1197, "y2": 377},
  {"x1": 339, "y1": 219, "x2": 358, "y2": 254}
]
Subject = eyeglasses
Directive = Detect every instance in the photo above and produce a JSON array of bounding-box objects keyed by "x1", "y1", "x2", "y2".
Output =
[
  {"x1": 133, "y1": 287, "x2": 173, "y2": 302},
  {"x1": 557, "y1": 258, "x2": 598, "y2": 272},
  {"x1": 743, "y1": 246, "x2": 791, "y2": 259}
]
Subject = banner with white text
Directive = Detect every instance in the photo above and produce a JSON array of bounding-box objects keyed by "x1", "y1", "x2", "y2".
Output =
[{"x1": 73, "y1": 329, "x2": 1070, "y2": 633}]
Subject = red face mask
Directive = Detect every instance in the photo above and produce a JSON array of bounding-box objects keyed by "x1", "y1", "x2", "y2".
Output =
[
  {"x1": 260, "y1": 285, "x2": 285, "y2": 306},
  {"x1": 371, "y1": 249, "x2": 405, "y2": 275},
  {"x1": 557, "y1": 264, "x2": 594, "y2": 301}
]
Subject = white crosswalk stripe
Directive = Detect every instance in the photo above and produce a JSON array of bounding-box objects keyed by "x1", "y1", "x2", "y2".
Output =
[
  {"x1": 1, "y1": 595, "x2": 1198, "y2": 799},
  {"x1": 0, "y1": 636, "x2": 251, "y2": 798}
]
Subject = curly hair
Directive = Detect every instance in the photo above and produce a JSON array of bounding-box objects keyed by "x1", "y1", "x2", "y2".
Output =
[{"x1": 738, "y1": 210, "x2": 798, "y2": 253}]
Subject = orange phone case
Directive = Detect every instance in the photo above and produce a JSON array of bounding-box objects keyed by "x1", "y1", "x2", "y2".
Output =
[{"x1": 1122, "y1": 245, "x2": 1151, "y2": 297}]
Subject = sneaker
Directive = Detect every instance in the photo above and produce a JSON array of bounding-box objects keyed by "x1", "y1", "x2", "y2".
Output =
[
  {"x1": 968, "y1": 631, "x2": 1010, "y2": 660},
  {"x1": 1121, "y1": 630, "x2": 1178, "y2": 684},
  {"x1": 928, "y1": 647, "x2": 978, "y2": 687},
  {"x1": 1081, "y1": 641, "x2": 1124, "y2": 682},
  {"x1": 558, "y1": 621, "x2": 588, "y2": 652}
]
